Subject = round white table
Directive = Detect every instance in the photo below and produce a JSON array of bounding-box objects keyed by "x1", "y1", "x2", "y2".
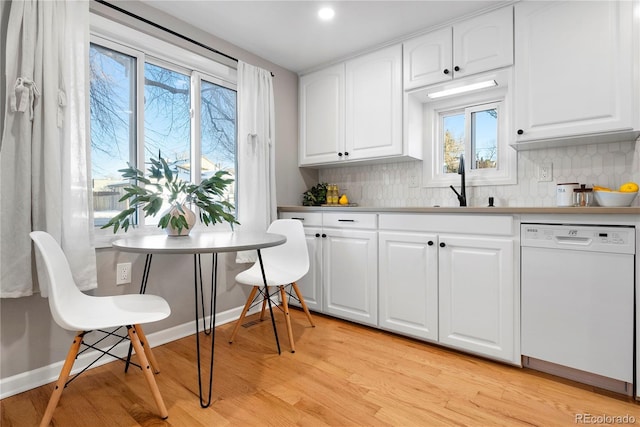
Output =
[{"x1": 112, "y1": 230, "x2": 286, "y2": 407}]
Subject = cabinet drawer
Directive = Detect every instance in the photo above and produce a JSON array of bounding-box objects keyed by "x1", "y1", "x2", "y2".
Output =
[
  {"x1": 379, "y1": 214, "x2": 513, "y2": 236},
  {"x1": 323, "y1": 212, "x2": 377, "y2": 229},
  {"x1": 279, "y1": 212, "x2": 322, "y2": 227}
]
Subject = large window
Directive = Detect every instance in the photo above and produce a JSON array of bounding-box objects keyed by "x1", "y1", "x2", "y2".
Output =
[{"x1": 89, "y1": 17, "x2": 237, "y2": 233}]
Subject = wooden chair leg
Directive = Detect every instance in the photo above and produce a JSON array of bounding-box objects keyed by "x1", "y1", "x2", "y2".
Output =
[
  {"x1": 39, "y1": 332, "x2": 84, "y2": 427},
  {"x1": 292, "y1": 282, "x2": 315, "y2": 327},
  {"x1": 135, "y1": 325, "x2": 161, "y2": 374},
  {"x1": 259, "y1": 293, "x2": 268, "y2": 321},
  {"x1": 279, "y1": 285, "x2": 295, "y2": 353},
  {"x1": 128, "y1": 325, "x2": 168, "y2": 419},
  {"x1": 229, "y1": 286, "x2": 259, "y2": 343}
]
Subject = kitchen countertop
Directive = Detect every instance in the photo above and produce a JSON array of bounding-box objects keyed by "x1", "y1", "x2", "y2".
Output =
[{"x1": 279, "y1": 205, "x2": 640, "y2": 215}]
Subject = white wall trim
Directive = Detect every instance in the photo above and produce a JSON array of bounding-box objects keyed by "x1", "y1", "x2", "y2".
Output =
[{"x1": 0, "y1": 304, "x2": 258, "y2": 400}]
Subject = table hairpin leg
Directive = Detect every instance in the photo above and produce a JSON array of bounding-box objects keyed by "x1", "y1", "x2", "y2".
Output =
[
  {"x1": 196, "y1": 254, "x2": 216, "y2": 336},
  {"x1": 193, "y1": 253, "x2": 217, "y2": 408},
  {"x1": 257, "y1": 249, "x2": 281, "y2": 355},
  {"x1": 125, "y1": 253, "x2": 153, "y2": 373}
]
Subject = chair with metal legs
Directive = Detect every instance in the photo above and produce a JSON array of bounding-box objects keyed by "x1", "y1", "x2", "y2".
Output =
[
  {"x1": 30, "y1": 231, "x2": 171, "y2": 427},
  {"x1": 228, "y1": 219, "x2": 315, "y2": 353}
]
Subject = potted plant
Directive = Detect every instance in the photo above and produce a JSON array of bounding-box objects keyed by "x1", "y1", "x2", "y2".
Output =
[
  {"x1": 302, "y1": 182, "x2": 328, "y2": 206},
  {"x1": 101, "y1": 152, "x2": 238, "y2": 236}
]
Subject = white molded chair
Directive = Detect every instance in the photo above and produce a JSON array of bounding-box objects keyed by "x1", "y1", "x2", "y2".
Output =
[
  {"x1": 30, "y1": 231, "x2": 171, "y2": 427},
  {"x1": 229, "y1": 219, "x2": 315, "y2": 353}
]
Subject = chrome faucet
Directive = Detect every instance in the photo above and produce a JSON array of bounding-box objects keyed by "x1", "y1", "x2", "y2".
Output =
[{"x1": 449, "y1": 154, "x2": 467, "y2": 207}]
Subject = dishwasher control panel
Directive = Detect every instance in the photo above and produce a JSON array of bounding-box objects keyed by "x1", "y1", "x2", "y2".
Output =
[{"x1": 521, "y1": 224, "x2": 636, "y2": 254}]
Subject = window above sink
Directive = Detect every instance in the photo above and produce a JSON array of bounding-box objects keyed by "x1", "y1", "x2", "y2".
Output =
[{"x1": 406, "y1": 68, "x2": 517, "y2": 188}]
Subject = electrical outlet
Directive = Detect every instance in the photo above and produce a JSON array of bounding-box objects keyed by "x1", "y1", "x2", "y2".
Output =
[
  {"x1": 116, "y1": 262, "x2": 131, "y2": 285},
  {"x1": 538, "y1": 163, "x2": 553, "y2": 182},
  {"x1": 408, "y1": 174, "x2": 419, "y2": 188}
]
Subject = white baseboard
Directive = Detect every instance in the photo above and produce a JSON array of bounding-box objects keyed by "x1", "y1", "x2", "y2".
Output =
[{"x1": 0, "y1": 304, "x2": 256, "y2": 400}]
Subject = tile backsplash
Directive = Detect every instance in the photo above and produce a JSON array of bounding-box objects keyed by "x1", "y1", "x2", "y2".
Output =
[{"x1": 318, "y1": 140, "x2": 640, "y2": 208}]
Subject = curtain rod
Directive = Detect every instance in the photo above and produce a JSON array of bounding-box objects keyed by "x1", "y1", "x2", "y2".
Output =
[{"x1": 93, "y1": 0, "x2": 274, "y2": 76}]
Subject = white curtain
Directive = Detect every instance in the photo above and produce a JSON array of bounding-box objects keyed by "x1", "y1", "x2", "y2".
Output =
[
  {"x1": 235, "y1": 61, "x2": 277, "y2": 263},
  {"x1": 0, "y1": 0, "x2": 97, "y2": 297}
]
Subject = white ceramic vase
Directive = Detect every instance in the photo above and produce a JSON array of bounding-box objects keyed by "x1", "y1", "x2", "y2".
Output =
[{"x1": 164, "y1": 204, "x2": 196, "y2": 236}]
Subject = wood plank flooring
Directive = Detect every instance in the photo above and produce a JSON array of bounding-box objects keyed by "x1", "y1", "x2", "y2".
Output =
[{"x1": 2, "y1": 309, "x2": 639, "y2": 426}]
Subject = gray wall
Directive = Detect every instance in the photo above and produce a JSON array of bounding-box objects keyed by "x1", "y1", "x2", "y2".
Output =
[{"x1": 0, "y1": 0, "x2": 315, "y2": 385}]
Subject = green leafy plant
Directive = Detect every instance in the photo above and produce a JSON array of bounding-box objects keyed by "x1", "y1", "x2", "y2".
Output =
[
  {"x1": 101, "y1": 152, "x2": 239, "y2": 234},
  {"x1": 302, "y1": 182, "x2": 328, "y2": 206}
]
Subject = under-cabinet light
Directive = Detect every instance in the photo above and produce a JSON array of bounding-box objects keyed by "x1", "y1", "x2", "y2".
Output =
[{"x1": 427, "y1": 80, "x2": 498, "y2": 99}]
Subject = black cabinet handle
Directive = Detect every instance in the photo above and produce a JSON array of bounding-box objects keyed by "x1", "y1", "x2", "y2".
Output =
[
  {"x1": 454, "y1": 66, "x2": 460, "y2": 72},
  {"x1": 439, "y1": 242, "x2": 446, "y2": 248},
  {"x1": 315, "y1": 233, "x2": 320, "y2": 237},
  {"x1": 322, "y1": 234, "x2": 327, "y2": 238},
  {"x1": 338, "y1": 219, "x2": 355, "y2": 222},
  {"x1": 443, "y1": 69, "x2": 450, "y2": 75},
  {"x1": 338, "y1": 152, "x2": 343, "y2": 157},
  {"x1": 428, "y1": 241, "x2": 434, "y2": 246},
  {"x1": 344, "y1": 151, "x2": 349, "y2": 156},
  {"x1": 291, "y1": 217, "x2": 305, "y2": 221},
  {"x1": 517, "y1": 129, "x2": 524, "y2": 135}
]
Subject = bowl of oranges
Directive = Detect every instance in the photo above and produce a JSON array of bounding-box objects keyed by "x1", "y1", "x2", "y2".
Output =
[{"x1": 593, "y1": 182, "x2": 638, "y2": 207}]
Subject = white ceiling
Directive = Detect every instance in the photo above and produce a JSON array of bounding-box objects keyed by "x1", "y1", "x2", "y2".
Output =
[{"x1": 140, "y1": 1, "x2": 509, "y2": 73}]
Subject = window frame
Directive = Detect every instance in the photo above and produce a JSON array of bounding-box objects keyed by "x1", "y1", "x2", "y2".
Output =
[
  {"x1": 90, "y1": 14, "x2": 238, "y2": 247},
  {"x1": 422, "y1": 69, "x2": 516, "y2": 188}
]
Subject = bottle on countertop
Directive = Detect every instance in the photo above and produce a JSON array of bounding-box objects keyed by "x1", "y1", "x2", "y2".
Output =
[
  {"x1": 327, "y1": 184, "x2": 339, "y2": 204},
  {"x1": 573, "y1": 184, "x2": 593, "y2": 207}
]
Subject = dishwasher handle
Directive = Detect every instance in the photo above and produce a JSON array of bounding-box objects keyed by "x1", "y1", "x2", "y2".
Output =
[{"x1": 555, "y1": 235, "x2": 592, "y2": 245}]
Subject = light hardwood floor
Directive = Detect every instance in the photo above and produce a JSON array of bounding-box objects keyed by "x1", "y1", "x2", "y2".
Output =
[{"x1": 2, "y1": 309, "x2": 639, "y2": 426}]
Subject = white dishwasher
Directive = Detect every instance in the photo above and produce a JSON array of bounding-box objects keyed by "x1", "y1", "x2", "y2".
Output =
[{"x1": 521, "y1": 223, "x2": 635, "y2": 395}]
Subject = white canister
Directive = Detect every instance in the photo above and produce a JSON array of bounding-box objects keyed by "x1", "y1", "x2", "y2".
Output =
[{"x1": 556, "y1": 183, "x2": 580, "y2": 206}]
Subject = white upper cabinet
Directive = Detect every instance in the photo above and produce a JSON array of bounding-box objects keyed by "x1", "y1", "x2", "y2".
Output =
[
  {"x1": 513, "y1": 0, "x2": 639, "y2": 147},
  {"x1": 299, "y1": 64, "x2": 345, "y2": 165},
  {"x1": 345, "y1": 44, "x2": 403, "y2": 161},
  {"x1": 403, "y1": 27, "x2": 452, "y2": 90},
  {"x1": 403, "y1": 6, "x2": 513, "y2": 90},
  {"x1": 299, "y1": 44, "x2": 420, "y2": 167}
]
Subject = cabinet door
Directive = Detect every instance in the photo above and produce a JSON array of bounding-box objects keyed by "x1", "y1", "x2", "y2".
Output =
[
  {"x1": 453, "y1": 6, "x2": 513, "y2": 78},
  {"x1": 403, "y1": 7, "x2": 513, "y2": 90},
  {"x1": 438, "y1": 234, "x2": 516, "y2": 363},
  {"x1": 291, "y1": 226, "x2": 323, "y2": 312},
  {"x1": 345, "y1": 45, "x2": 403, "y2": 160},
  {"x1": 403, "y1": 27, "x2": 452, "y2": 90},
  {"x1": 299, "y1": 64, "x2": 345, "y2": 165},
  {"x1": 514, "y1": 1, "x2": 634, "y2": 142},
  {"x1": 323, "y1": 228, "x2": 378, "y2": 326},
  {"x1": 378, "y1": 232, "x2": 438, "y2": 340}
]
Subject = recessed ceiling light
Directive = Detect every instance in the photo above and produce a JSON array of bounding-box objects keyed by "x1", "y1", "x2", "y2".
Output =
[{"x1": 318, "y1": 7, "x2": 335, "y2": 21}]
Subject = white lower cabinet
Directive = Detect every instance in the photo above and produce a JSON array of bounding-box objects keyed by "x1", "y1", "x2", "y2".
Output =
[
  {"x1": 281, "y1": 210, "x2": 519, "y2": 364},
  {"x1": 437, "y1": 234, "x2": 515, "y2": 362},
  {"x1": 378, "y1": 214, "x2": 519, "y2": 364},
  {"x1": 299, "y1": 225, "x2": 324, "y2": 312},
  {"x1": 278, "y1": 212, "x2": 323, "y2": 312},
  {"x1": 279, "y1": 211, "x2": 378, "y2": 327},
  {"x1": 378, "y1": 231, "x2": 438, "y2": 340},
  {"x1": 323, "y1": 227, "x2": 378, "y2": 325}
]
